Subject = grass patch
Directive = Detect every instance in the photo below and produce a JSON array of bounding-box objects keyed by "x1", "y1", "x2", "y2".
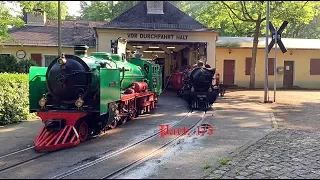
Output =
[
  {"x1": 203, "y1": 163, "x2": 212, "y2": 170},
  {"x1": 219, "y1": 157, "x2": 232, "y2": 165}
]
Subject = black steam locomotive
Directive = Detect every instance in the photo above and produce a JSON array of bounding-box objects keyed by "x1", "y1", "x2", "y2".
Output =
[{"x1": 180, "y1": 63, "x2": 219, "y2": 110}]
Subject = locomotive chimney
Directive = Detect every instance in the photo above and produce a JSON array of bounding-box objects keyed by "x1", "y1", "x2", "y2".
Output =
[{"x1": 74, "y1": 45, "x2": 89, "y2": 57}]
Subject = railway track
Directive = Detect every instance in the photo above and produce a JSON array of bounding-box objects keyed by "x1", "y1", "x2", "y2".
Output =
[
  {"x1": 0, "y1": 146, "x2": 35, "y2": 160},
  {"x1": 102, "y1": 111, "x2": 207, "y2": 179},
  {"x1": 50, "y1": 110, "x2": 206, "y2": 179},
  {"x1": 0, "y1": 145, "x2": 51, "y2": 173},
  {"x1": 0, "y1": 108, "x2": 196, "y2": 178},
  {"x1": 49, "y1": 110, "x2": 195, "y2": 179}
]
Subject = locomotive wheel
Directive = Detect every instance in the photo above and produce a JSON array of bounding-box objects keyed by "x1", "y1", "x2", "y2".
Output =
[
  {"x1": 76, "y1": 119, "x2": 89, "y2": 142},
  {"x1": 128, "y1": 110, "x2": 136, "y2": 120},
  {"x1": 220, "y1": 89, "x2": 225, "y2": 97},
  {"x1": 121, "y1": 117, "x2": 127, "y2": 125},
  {"x1": 109, "y1": 120, "x2": 117, "y2": 129}
]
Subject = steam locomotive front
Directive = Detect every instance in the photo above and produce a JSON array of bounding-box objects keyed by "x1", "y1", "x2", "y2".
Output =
[
  {"x1": 184, "y1": 66, "x2": 219, "y2": 108},
  {"x1": 44, "y1": 45, "x2": 100, "y2": 110},
  {"x1": 46, "y1": 54, "x2": 92, "y2": 103},
  {"x1": 189, "y1": 67, "x2": 216, "y2": 92}
]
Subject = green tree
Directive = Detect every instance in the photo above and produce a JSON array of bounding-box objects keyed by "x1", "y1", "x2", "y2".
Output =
[
  {"x1": 177, "y1": 1, "x2": 319, "y2": 89},
  {"x1": 19, "y1": 1, "x2": 68, "y2": 20},
  {"x1": 65, "y1": 14, "x2": 82, "y2": 21},
  {"x1": 0, "y1": 2, "x2": 25, "y2": 42},
  {"x1": 80, "y1": 1, "x2": 139, "y2": 21},
  {"x1": 79, "y1": 1, "x2": 190, "y2": 22},
  {"x1": 274, "y1": 2, "x2": 320, "y2": 39},
  {"x1": 222, "y1": 1, "x2": 319, "y2": 89},
  {"x1": 292, "y1": 14, "x2": 320, "y2": 39}
]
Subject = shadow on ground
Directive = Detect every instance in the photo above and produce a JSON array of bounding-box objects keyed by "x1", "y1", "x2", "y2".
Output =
[{"x1": 222, "y1": 89, "x2": 320, "y2": 132}]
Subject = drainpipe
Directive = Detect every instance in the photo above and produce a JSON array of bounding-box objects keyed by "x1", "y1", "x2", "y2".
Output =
[{"x1": 58, "y1": 1, "x2": 62, "y2": 56}]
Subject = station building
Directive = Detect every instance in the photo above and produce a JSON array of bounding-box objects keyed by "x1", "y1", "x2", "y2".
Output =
[{"x1": 1, "y1": 1, "x2": 320, "y2": 89}]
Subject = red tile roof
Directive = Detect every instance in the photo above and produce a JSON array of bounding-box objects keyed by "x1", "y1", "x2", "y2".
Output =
[{"x1": 1, "y1": 20, "x2": 105, "y2": 47}]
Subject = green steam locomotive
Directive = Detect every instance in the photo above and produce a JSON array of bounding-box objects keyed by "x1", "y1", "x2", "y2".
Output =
[{"x1": 29, "y1": 38, "x2": 162, "y2": 152}]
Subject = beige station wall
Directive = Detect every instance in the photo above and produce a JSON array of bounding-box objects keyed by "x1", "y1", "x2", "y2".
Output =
[
  {"x1": 216, "y1": 47, "x2": 320, "y2": 89},
  {"x1": 96, "y1": 29, "x2": 218, "y2": 68},
  {"x1": 0, "y1": 45, "x2": 96, "y2": 66}
]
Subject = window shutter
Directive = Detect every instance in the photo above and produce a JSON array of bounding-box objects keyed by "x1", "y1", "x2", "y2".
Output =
[
  {"x1": 310, "y1": 59, "x2": 320, "y2": 75},
  {"x1": 31, "y1": 53, "x2": 42, "y2": 66},
  {"x1": 245, "y1": 57, "x2": 252, "y2": 75},
  {"x1": 268, "y1": 58, "x2": 274, "y2": 75}
]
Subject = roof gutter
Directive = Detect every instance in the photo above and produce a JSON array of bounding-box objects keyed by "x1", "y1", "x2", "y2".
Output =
[
  {"x1": 216, "y1": 46, "x2": 320, "y2": 50},
  {"x1": 0, "y1": 44, "x2": 96, "y2": 48},
  {"x1": 94, "y1": 27, "x2": 216, "y2": 33}
]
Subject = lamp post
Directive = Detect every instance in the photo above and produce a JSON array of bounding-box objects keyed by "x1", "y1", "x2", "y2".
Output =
[{"x1": 264, "y1": 1, "x2": 270, "y2": 103}]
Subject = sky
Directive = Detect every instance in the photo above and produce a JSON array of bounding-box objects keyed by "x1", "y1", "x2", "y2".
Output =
[{"x1": 65, "y1": 1, "x2": 82, "y2": 16}]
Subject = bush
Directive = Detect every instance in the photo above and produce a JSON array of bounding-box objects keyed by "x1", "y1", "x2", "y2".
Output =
[
  {"x1": 0, "y1": 55, "x2": 19, "y2": 73},
  {"x1": 0, "y1": 55, "x2": 38, "y2": 73},
  {"x1": 0, "y1": 73, "x2": 36, "y2": 125},
  {"x1": 16, "y1": 58, "x2": 38, "y2": 73}
]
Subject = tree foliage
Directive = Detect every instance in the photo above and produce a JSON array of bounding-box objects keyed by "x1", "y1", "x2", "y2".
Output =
[
  {"x1": 80, "y1": 1, "x2": 183, "y2": 22},
  {"x1": 80, "y1": 1, "x2": 139, "y2": 21},
  {"x1": 0, "y1": 2, "x2": 25, "y2": 42},
  {"x1": 175, "y1": 1, "x2": 320, "y2": 88},
  {"x1": 176, "y1": 1, "x2": 320, "y2": 38},
  {"x1": 18, "y1": 1, "x2": 68, "y2": 20}
]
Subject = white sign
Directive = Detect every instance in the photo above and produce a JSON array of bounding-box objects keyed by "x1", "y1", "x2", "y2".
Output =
[{"x1": 286, "y1": 66, "x2": 290, "y2": 70}]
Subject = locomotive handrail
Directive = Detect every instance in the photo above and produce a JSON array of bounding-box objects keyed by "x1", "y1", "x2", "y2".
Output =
[
  {"x1": 30, "y1": 74, "x2": 46, "y2": 81},
  {"x1": 65, "y1": 71, "x2": 94, "y2": 76}
]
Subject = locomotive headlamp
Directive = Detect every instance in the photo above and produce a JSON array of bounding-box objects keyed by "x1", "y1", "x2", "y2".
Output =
[
  {"x1": 39, "y1": 94, "x2": 47, "y2": 108},
  {"x1": 75, "y1": 96, "x2": 84, "y2": 108},
  {"x1": 57, "y1": 54, "x2": 67, "y2": 65}
]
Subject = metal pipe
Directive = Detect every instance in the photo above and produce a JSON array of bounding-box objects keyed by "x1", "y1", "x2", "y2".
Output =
[
  {"x1": 274, "y1": 27, "x2": 277, "y2": 102},
  {"x1": 264, "y1": 1, "x2": 270, "y2": 103},
  {"x1": 58, "y1": 1, "x2": 62, "y2": 56}
]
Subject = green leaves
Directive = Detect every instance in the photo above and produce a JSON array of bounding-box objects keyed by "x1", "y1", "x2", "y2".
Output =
[
  {"x1": 80, "y1": 1, "x2": 139, "y2": 21},
  {"x1": 19, "y1": 1, "x2": 68, "y2": 20},
  {"x1": 176, "y1": 1, "x2": 320, "y2": 38},
  {"x1": 0, "y1": 73, "x2": 32, "y2": 125},
  {"x1": 0, "y1": 2, "x2": 25, "y2": 42},
  {"x1": 0, "y1": 55, "x2": 37, "y2": 73}
]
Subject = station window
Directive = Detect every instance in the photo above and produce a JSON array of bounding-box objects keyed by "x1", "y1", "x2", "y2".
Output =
[
  {"x1": 310, "y1": 59, "x2": 320, "y2": 75},
  {"x1": 0, "y1": 53, "x2": 11, "y2": 57},
  {"x1": 44, "y1": 55, "x2": 58, "y2": 67}
]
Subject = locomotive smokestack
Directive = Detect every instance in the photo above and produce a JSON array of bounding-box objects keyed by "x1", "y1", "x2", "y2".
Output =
[{"x1": 74, "y1": 45, "x2": 89, "y2": 57}]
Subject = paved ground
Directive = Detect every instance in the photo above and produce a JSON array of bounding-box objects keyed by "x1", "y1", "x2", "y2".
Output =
[
  {"x1": 205, "y1": 90, "x2": 320, "y2": 179},
  {"x1": 0, "y1": 90, "x2": 275, "y2": 179},
  {"x1": 117, "y1": 91, "x2": 274, "y2": 179},
  {"x1": 0, "y1": 92, "x2": 190, "y2": 179}
]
